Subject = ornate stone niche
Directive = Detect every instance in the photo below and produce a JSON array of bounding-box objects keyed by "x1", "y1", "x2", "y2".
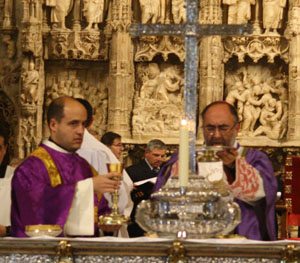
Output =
[
  {"x1": 44, "y1": 61, "x2": 109, "y2": 138},
  {"x1": 2, "y1": 0, "x2": 300, "y2": 169},
  {"x1": 224, "y1": 60, "x2": 289, "y2": 146},
  {"x1": 132, "y1": 60, "x2": 184, "y2": 144}
]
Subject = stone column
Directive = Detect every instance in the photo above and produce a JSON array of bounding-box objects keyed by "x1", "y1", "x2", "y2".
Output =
[
  {"x1": 106, "y1": 0, "x2": 134, "y2": 139},
  {"x1": 285, "y1": 0, "x2": 300, "y2": 141},
  {"x1": 17, "y1": 0, "x2": 44, "y2": 158},
  {"x1": 197, "y1": 0, "x2": 224, "y2": 140}
]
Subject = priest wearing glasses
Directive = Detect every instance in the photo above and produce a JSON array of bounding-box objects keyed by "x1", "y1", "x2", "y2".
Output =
[{"x1": 154, "y1": 101, "x2": 277, "y2": 241}]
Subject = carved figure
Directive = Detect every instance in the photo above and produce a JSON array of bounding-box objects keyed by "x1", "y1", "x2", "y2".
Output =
[
  {"x1": 225, "y1": 81, "x2": 245, "y2": 121},
  {"x1": 83, "y1": 82, "x2": 90, "y2": 98},
  {"x1": 155, "y1": 66, "x2": 182, "y2": 103},
  {"x1": 48, "y1": 0, "x2": 74, "y2": 29},
  {"x1": 2, "y1": 34, "x2": 15, "y2": 59},
  {"x1": 172, "y1": 0, "x2": 186, "y2": 24},
  {"x1": 0, "y1": 0, "x2": 4, "y2": 23},
  {"x1": 139, "y1": 0, "x2": 161, "y2": 23},
  {"x1": 263, "y1": 0, "x2": 286, "y2": 34},
  {"x1": 3, "y1": 0, "x2": 13, "y2": 28},
  {"x1": 20, "y1": 61, "x2": 39, "y2": 105},
  {"x1": 72, "y1": 79, "x2": 84, "y2": 98},
  {"x1": 45, "y1": 83, "x2": 59, "y2": 106},
  {"x1": 140, "y1": 63, "x2": 160, "y2": 99},
  {"x1": 223, "y1": 0, "x2": 255, "y2": 24},
  {"x1": 83, "y1": 0, "x2": 105, "y2": 30},
  {"x1": 240, "y1": 84, "x2": 262, "y2": 133},
  {"x1": 57, "y1": 80, "x2": 69, "y2": 96},
  {"x1": 253, "y1": 98, "x2": 282, "y2": 139}
]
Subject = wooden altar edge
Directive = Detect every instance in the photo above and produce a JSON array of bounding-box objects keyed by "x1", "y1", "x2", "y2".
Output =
[{"x1": 0, "y1": 238, "x2": 298, "y2": 259}]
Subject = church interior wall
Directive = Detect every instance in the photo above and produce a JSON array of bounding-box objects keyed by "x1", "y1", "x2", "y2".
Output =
[{"x1": 0, "y1": 0, "x2": 299, "y2": 174}]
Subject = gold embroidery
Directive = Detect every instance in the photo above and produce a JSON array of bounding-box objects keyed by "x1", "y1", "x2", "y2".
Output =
[
  {"x1": 285, "y1": 171, "x2": 293, "y2": 181},
  {"x1": 29, "y1": 147, "x2": 62, "y2": 187},
  {"x1": 94, "y1": 206, "x2": 98, "y2": 223},
  {"x1": 285, "y1": 156, "x2": 292, "y2": 166},
  {"x1": 286, "y1": 198, "x2": 292, "y2": 209},
  {"x1": 285, "y1": 185, "x2": 292, "y2": 194}
]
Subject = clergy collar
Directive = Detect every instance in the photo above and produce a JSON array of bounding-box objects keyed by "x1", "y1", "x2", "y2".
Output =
[{"x1": 43, "y1": 139, "x2": 74, "y2": 154}]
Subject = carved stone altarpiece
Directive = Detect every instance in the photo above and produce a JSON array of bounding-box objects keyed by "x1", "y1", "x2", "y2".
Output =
[{"x1": 0, "y1": 0, "x2": 300, "y2": 168}]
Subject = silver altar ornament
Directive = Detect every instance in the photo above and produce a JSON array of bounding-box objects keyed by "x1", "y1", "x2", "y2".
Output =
[{"x1": 135, "y1": 146, "x2": 241, "y2": 239}]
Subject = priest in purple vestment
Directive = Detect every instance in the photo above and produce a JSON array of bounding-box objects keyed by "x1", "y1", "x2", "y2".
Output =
[
  {"x1": 153, "y1": 101, "x2": 278, "y2": 241},
  {"x1": 11, "y1": 97, "x2": 121, "y2": 237}
]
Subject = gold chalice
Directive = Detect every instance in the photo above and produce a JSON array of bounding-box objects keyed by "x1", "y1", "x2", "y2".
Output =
[{"x1": 98, "y1": 163, "x2": 129, "y2": 228}]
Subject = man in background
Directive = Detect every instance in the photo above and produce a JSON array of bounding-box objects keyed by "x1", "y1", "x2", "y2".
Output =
[
  {"x1": 126, "y1": 139, "x2": 166, "y2": 237},
  {"x1": 76, "y1": 99, "x2": 133, "y2": 237},
  {"x1": 0, "y1": 126, "x2": 14, "y2": 237},
  {"x1": 101, "y1": 132, "x2": 124, "y2": 160}
]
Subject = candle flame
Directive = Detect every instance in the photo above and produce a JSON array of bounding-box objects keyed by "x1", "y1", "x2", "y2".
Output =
[{"x1": 181, "y1": 119, "x2": 187, "y2": 126}]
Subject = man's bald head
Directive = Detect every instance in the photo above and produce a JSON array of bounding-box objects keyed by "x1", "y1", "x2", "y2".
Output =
[{"x1": 47, "y1": 96, "x2": 86, "y2": 126}]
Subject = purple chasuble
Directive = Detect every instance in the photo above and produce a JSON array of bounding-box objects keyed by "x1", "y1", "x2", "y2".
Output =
[
  {"x1": 236, "y1": 148, "x2": 277, "y2": 240},
  {"x1": 11, "y1": 143, "x2": 110, "y2": 237},
  {"x1": 153, "y1": 148, "x2": 277, "y2": 241}
]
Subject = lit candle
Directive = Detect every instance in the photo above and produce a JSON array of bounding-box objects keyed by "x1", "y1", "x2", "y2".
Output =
[{"x1": 179, "y1": 119, "x2": 189, "y2": 187}]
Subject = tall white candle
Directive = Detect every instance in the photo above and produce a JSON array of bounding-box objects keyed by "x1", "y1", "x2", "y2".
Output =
[{"x1": 179, "y1": 119, "x2": 189, "y2": 187}]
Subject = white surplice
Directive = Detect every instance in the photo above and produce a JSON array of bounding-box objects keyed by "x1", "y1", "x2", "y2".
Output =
[
  {"x1": 0, "y1": 165, "x2": 15, "y2": 226},
  {"x1": 77, "y1": 129, "x2": 134, "y2": 237}
]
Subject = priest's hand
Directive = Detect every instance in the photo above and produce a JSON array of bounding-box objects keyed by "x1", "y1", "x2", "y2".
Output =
[
  {"x1": 216, "y1": 147, "x2": 238, "y2": 168},
  {"x1": 93, "y1": 173, "x2": 121, "y2": 194}
]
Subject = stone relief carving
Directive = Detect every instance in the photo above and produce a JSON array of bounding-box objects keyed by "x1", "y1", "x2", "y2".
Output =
[
  {"x1": 225, "y1": 65, "x2": 288, "y2": 140},
  {"x1": 223, "y1": 0, "x2": 255, "y2": 24},
  {"x1": 136, "y1": 0, "x2": 190, "y2": 24},
  {"x1": 139, "y1": 0, "x2": 162, "y2": 24},
  {"x1": 82, "y1": 0, "x2": 105, "y2": 31},
  {"x1": 45, "y1": 30, "x2": 108, "y2": 60},
  {"x1": 2, "y1": 0, "x2": 300, "y2": 160},
  {"x1": 223, "y1": 36, "x2": 289, "y2": 63},
  {"x1": 44, "y1": 66, "x2": 108, "y2": 138},
  {"x1": 3, "y1": 0, "x2": 13, "y2": 29},
  {"x1": 20, "y1": 60, "x2": 39, "y2": 105},
  {"x1": 132, "y1": 63, "x2": 183, "y2": 140},
  {"x1": 134, "y1": 36, "x2": 185, "y2": 62},
  {"x1": 2, "y1": 34, "x2": 16, "y2": 59},
  {"x1": 171, "y1": 0, "x2": 186, "y2": 24},
  {"x1": 48, "y1": 0, "x2": 73, "y2": 30},
  {"x1": 263, "y1": 0, "x2": 286, "y2": 35}
]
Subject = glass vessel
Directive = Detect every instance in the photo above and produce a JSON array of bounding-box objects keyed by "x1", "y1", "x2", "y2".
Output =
[{"x1": 135, "y1": 146, "x2": 241, "y2": 239}]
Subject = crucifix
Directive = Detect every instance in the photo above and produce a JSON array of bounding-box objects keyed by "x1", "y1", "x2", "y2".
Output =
[{"x1": 129, "y1": 0, "x2": 252, "y2": 173}]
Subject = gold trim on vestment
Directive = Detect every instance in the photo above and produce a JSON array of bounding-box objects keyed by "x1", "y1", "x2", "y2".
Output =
[{"x1": 29, "y1": 147, "x2": 62, "y2": 187}]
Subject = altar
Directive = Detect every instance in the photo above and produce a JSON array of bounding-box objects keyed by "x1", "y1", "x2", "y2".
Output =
[{"x1": 0, "y1": 237, "x2": 299, "y2": 263}]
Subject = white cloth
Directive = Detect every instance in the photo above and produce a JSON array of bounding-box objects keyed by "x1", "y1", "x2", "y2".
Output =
[
  {"x1": 0, "y1": 165, "x2": 15, "y2": 226},
  {"x1": 43, "y1": 140, "x2": 95, "y2": 236},
  {"x1": 64, "y1": 178, "x2": 94, "y2": 236},
  {"x1": 77, "y1": 129, "x2": 134, "y2": 237}
]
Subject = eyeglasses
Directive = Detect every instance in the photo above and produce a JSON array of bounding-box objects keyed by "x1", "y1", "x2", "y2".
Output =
[
  {"x1": 203, "y1": 123, "x2": 237, "y2": 135},
  {"x1": 112, "y1": 143, "x2": 123, "y2": 147}
]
